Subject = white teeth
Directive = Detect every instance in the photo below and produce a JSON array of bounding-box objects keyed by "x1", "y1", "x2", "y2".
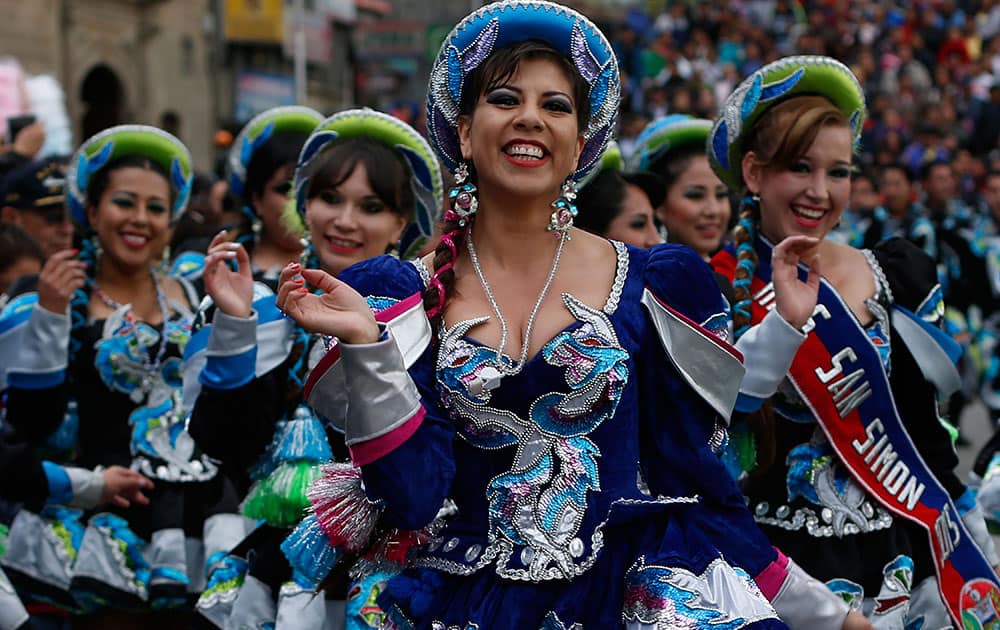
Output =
[
  {"x1": 328, "y1": 237, "x2": 360, "y2": 248},
  {"x1": 793, "y1": 205, "x2": 825, "y2": 219},
  {"x1": 121, "y1": 234, "x2": 148, "y2": 246},
  {"x1": 505, "y1": 144, "x2": 544, "y2": 159}
]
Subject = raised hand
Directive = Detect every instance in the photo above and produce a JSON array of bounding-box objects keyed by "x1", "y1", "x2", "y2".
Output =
[
  {"x1": 100, "y1": 466, "x2": 154, "y2": 508},
  {"x1": 37, "y1": 248, "x2": 88, "y2": 314},
  {"x1": 772, "y1": 235, "x2": 821, "y2": 330},
  {"x1": 204, "y1": 231, "x2": 254, "y2": 318},
  {"x1": 276, "y1": 264, "x2": 379, "y2": 344}
]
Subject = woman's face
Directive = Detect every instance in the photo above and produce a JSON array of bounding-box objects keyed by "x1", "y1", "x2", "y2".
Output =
[
  {"x1": 87, "y1": 166, "x2": 171, "y2": 272},
  {"x1": 745, "y1": 124, "x2": 853, "y2": 244},
  {"x1": 305, "y1": 161, "x2": 406, "y2": 276},
  {"x1": 252, "y1": 163, "x2": 301, "y2": 251},
  {"x1": 605, "y1": 183, "x2": 663, "y2": 249},
  {"x1": 657, "y1": 156, "x2": 730, "y2": 258},
  {"x1": 458, "y1": 57, "x2": 585, "y2": 205}
]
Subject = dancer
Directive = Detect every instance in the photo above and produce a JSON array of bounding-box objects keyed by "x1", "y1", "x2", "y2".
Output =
[
  {"x1": 281, "y1": 3, "x2": 868, "y2": 628},
  {"x1": 226, "y1": 106, "x2": 324, "y2": 279},
  {"x1": 0, "y1": 125, "x2": 240, "y2": 621},
  {"x1": 629, "y1": 114, "x2": 731, "y2": 261},
  {"x1": 709, "y1": 56, "x2": 1000, "y2": 627},
  {"x1": 186, "y1": 108, "x2": 442, "y2": 628}
]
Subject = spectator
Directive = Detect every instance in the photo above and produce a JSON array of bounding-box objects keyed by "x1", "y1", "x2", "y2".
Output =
[
  {"x1": 0, "y1": 222, "x2": 43, "y2": 296},
  {"x1": 0, "y1": 156, "x2": 72, "y2": 258}
]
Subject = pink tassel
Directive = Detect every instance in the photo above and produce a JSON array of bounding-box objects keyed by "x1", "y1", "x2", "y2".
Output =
[{"x1": 307, "y1": 463, "x2": 382, "y2": 553}]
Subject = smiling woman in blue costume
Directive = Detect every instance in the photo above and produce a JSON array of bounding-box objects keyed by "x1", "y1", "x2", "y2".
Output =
[
  {"x1": 0, "y1": 125, "x2": 245, "y2": 623},
  {"x1": 274, "y1": 2, "x2": 872, "y2": 628},
  {"x1": 709, "y1": 56, "x2": 1000, "y2": 628},
  {"x1": 184, "y1": 107, "x2": 442, "y2": 629}
]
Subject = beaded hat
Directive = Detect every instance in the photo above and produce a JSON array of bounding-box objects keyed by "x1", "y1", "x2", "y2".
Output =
[
  {"x1": 628, "y1": 114, "x2": 714, "y2": 173},
  {"x1": 67, "y1": 125, "x2": 193, "y2": 228},
  {"x1": 227, "y1": 106, "x2": 324, "y2": 209},
  {"x1": 708, "y1": 55, "x2": 866, "y2": 191},
  {"x1": 426, "y1": 0, "x2": 620, "y2": 180},
  {"x1": 292, "y1": 108, "x2": 443, "y2": 259}
]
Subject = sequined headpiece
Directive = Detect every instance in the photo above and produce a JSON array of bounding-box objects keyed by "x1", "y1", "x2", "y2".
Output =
[
  {"x1": 628, "y1": 114, "x2": 713, "y2": 173},
  {"x1": 292, "y1": 108, "x2": 443, "y2": 259},
  {"x1": 67, "y1": 125, "x2": 193, "y2": 228},
  {"x1": 426, "y1": 0, "x2": 620, "y2": 180},
  {"x1": 708, "y1": 55, "x2": 866, "y2": 191},
  {"x1": 228, "y1": 106, "x2": 324, "y2": 210}
]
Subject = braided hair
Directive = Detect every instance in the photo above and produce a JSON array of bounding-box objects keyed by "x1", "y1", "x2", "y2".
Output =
[
  {"x1": 421, "y1": 40, "x2": 591, "y2": 324},
  {"x1": 732, "y1": 95, "x2": 850, "y2": 473}
]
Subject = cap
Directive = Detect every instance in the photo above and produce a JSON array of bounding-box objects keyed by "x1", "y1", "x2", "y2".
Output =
[{"x1": 2, "y1": 157, "x2": 67, "y2": 209}]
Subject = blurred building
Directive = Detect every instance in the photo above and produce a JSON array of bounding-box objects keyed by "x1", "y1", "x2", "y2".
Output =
[{"x1": 1, "y1": 0, "x2": 217, "y2": 167}]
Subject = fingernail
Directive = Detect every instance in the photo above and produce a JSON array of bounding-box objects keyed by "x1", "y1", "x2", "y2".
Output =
[
  {"x1": 69, "y1": 249, "x2": 78, "y2": 255},
  {"x1": 297, "y1": 287, "x2": 309, "y2": 293},
  {"x1": 292, "y1": 277, "x2": 304, "y2": 284},
  {"x1": 289, "y1": 263, "x2": 301, "y2": 271},
  {"x1": 223, "y1": 251, "x2": 237, "y2": 258},
  {"x1": 224, "y1": 242, "x2": 241, "y2": 250}
]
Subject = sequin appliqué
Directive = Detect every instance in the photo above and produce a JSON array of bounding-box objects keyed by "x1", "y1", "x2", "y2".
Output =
[
  {"x1": 622, "y1": 556, "x2": 777, "y2": 629},
  {"x1": 437, "y1": 294, "x2": 628, "y2": 581}
]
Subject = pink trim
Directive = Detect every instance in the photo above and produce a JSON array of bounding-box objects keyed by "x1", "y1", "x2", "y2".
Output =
[
  {"x1": 755, "y1": 547, "x2": 790, "y2": 601},
  {"x1": 303, "y1": 292, "x2": 424, "y2": 399},
  {"x1": 303, "y1": 343, "x2": 340, "y2": 400},
  {"x1": 375, "y1": 292, "x2": 423, "y2": 324},
  {"x1": 348, "y1": 407, "x2": 426, "y2": 466},
  {"x1": 645, "y1": 287, "x2": 744, "y2": 362}
]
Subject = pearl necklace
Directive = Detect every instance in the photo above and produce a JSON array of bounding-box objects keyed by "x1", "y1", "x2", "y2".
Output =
[{"x1": 465, "y1": 223, "x2": 565, "y2": 391}]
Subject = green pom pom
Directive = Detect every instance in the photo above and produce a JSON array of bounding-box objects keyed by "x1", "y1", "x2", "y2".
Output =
[{"x1": 241, "y1": 461, "x2": 322, "y2": 528}]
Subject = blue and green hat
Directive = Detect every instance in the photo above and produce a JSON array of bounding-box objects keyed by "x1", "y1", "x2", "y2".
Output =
[
  {"x1": 67, "y1": 125, "x2": 193, "y2": 228},
  {"x1": 708, "y1": 55, "x2": 866, "y2": 191},
  {"x1": 628, "y1": 115, "x2": 714, "y2": 173},
  {"x1": 426, "y1": 0, "x2": 620, "y2": 180},
  {"x1": 291, "y1": 108, "x2": 443, "y2": 259},
  {"x1": 228, "y1": 106, "x2": 324, "y2": 209}
]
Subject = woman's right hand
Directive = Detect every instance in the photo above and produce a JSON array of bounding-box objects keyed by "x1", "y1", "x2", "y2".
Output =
[
  {"x1": 771, "y1": 235, "x2": 821, "y2": 331},
  {"x1": 276, "y1": 264, "x2": 379, "y2": 344},
  {"x1": 204, "y1": 231, "x2": 254, "y2": 318},
  {"x1": 36, "y1": 248, "x2": 87, "y2": 314}
]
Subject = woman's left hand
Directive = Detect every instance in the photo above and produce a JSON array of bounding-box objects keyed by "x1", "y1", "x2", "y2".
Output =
[{"x1": 772, "y1": 235, "x2": 821, "y2": 331}]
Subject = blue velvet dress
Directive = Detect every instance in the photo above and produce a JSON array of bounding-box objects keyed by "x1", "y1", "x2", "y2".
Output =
[{"x1": 328, "y1": 242, "x2": 789, "y2": 629}]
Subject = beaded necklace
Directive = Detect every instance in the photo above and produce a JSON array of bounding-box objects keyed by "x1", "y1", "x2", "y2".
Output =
[{"x1": 92, "y1": 269, "x2": 171, "y2": 398}]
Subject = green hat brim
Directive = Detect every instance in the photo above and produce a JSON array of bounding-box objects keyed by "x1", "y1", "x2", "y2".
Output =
[
  {"x1": 67, "y1": 125, "x2": 193, "y2": 228},
  {"x1": 228, "y1": 106, "x2": 324, "y2": 205},
  {"x1": 628, "y1": 115, "x2": 713, "y2": 173},
  {"x1": 708, "y1": 56, "x2": 865, "y2": 190}
]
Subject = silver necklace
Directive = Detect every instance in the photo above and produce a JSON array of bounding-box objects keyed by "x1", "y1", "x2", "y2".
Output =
[{"x1": 465, "y1": 223, "x2": 565, "y2": 390}]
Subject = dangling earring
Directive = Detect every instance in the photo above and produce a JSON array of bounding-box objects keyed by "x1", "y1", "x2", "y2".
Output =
[
  {"x1": 447, "y1": 162, "x2": 478, "y2": 227},
  {"x1": 547, "y1": 178, "x2": 578, "y2": 238}
]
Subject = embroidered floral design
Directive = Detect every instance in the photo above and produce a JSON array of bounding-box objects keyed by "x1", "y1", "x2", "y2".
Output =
[{"x1": 437, "y1": 294, "x2": 628, "y2": 580}]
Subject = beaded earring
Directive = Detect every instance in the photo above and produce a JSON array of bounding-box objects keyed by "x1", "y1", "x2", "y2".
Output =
[
  {"x1": 547, "y1": 178, "x2": 579, "y2": 238},
  {"x1": 446, "y1": 162, "x2": 478, "y2": 226}
]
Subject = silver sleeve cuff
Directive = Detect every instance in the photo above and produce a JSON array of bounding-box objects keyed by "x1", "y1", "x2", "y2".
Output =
[
  {"x1": 207, "y1": 309, "x2": 258, "y2": 355},
  {"x1": 23, "y1": 304, "x2": 71, "y2": 370},
  {"x1": 736, "y1": 309, "x2": 806, "y2": 399},
  {"x1": 962, "y1": 502, "x2": 1000, "y2": 567},
  {"x1": 340, "y1": 325, "x2": 422, "y2": 446},
  {"x1": 771, "y1": 556, "x2": 850, "y2": 630},
  {"x1": 65, "y1": 467, "x2": 105, "y2": 509}
]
